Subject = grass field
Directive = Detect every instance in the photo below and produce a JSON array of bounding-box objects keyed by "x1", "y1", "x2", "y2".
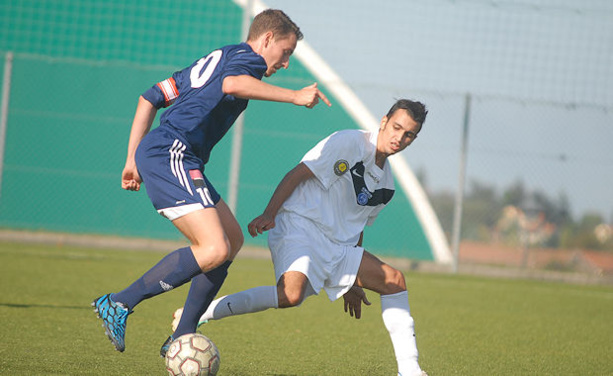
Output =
[{"x1": 1, "y1": 241, "x2": 612, "y2": 375}]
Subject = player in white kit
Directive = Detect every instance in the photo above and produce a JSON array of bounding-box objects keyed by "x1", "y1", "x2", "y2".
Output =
[{"x1": 174, "y1": 99, "x2": 429, "y2": 376}]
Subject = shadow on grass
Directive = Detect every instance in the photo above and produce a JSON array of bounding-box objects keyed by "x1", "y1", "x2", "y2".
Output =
[{"x1": 0, "y1": 302, "x2": 91, "y2": 310}]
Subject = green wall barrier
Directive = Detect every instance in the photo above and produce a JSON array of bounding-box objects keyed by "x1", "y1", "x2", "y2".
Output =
[{"x1": 0, "y1": 0, "x2": 433, "y2": 260}]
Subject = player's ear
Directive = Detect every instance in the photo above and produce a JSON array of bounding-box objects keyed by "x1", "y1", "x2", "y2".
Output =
[
  {"x1": 380, "y1": 116, "x2": 388, "y2": 130},
  {"x1": 264, "y1": 31, "x2": 274, "y2": 47}
]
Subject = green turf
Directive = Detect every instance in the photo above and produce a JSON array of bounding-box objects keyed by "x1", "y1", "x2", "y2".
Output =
[{"x1": 0, "y1": 241, "x2": 612, "y2": 375}]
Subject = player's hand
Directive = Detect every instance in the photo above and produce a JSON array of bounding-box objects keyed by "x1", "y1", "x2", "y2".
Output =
[
  {"x1": 343, "y1": 286, "x2": 371, "y2": 319},
  {"x1": 295, "y1": 83, "x2": 331, "y2": 109},
  {"x1": 121, "y1": 164, "x2": 142, "y2": 191},
  {"x1": 247, "y1": 213, "x2": 275, "y2": 238}
]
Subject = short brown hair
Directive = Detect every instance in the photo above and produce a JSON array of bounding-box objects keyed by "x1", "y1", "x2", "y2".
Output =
[
  {"x1": 386, "y1": 99, "x2": 428, "y2": 127},
  {"x1": 247, "y1": 9, "x2": 303, "y2": 42}
]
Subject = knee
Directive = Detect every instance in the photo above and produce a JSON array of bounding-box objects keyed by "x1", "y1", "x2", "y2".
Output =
[
  {"x1": 384, "y1": 268, "x2": 407, "y2": 294},
  {"x1": 191, "y1": 241, "x2": 230, "y2": 271},
  {"x1": 277, "y1": 286, "x2": 304, "y2": 308}
]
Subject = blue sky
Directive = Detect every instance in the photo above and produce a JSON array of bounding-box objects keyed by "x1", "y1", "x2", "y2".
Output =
[{"x1": 265, "y1": 0, "x2": 613, "y2": 220}]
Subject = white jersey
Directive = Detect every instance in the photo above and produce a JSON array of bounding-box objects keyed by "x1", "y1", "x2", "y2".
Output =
[{"x1": 278, "y1": 129, "x2": 395, "y2": 245}]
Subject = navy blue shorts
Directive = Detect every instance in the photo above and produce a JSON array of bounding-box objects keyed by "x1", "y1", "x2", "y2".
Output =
[{"x1": 135, "y1": 128, "x2": 221, "y2": 220}]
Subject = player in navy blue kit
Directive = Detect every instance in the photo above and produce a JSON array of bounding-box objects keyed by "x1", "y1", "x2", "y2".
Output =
[{"x1": 91, "y1": 9, "x2": 331, "y2": 355}]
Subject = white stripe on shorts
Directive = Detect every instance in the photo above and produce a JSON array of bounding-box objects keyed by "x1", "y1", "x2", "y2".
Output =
[
  {"x1": 169, "y1": 139, "x2": 193, "y2": 195},
  {"x1": 158, "y1": 203, "x2": 204, "y2": 221}
]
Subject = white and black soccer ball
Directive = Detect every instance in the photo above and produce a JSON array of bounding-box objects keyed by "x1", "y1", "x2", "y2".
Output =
[{"x1": 165, "y1": 333, "x2": 220, "y2": 376}]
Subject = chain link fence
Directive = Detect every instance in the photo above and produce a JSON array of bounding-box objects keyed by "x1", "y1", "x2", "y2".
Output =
[
  {"x1": 263, "y1": 0, "x2": 613, "y2": 273},
  {"x1": 1, "y1": 0, "x2": 612, "y2": 271}
]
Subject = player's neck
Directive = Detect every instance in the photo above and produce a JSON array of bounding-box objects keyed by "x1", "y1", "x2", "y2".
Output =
[
  {"x1": 246, "y1": 34, "x2": 268, "y2": 55},
  {"x1": 246, "y1": 39, "x2": 261, "y2": 54},
  {"x1": 375, "y1": 152, "x2": 387, "y2": 169}
]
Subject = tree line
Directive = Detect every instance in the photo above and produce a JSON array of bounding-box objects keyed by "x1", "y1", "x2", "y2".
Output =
[{"x1": 425, "y1": 178, "x2": 613, "y2": 252}]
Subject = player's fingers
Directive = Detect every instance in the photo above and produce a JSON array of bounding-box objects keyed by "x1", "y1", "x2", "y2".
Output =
[
  {"x1": 300, "y1": 83, "x2": 317, "y2": 95},
  {"x1": 247, "y1": 226, "x2": 255, "y2": 237},
  {"x1": 317, "y1": 91, "x2": 332, "y2": 107},
  {"x1": 247, "y1": 221, "x2": 258, "y2": 237},
  {"x1": 257, "y1": 222, "x2": 266, "y2": 234},
  {"x1": 362, "y1": 295, "x2": 372, "y2": 305},
  {"x1": 122, "y1": 180, "x2": 135, "y2": 191},
  {"x1": 306, "y1": 97, "x2": 319, "y2": 109},
  {"x1": 251, "y1": 218, "x2": 273, "y2": 234}
]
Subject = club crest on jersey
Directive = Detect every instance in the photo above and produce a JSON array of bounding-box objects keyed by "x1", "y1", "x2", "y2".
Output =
[
  {"x1": 334, "y1": 159, "x2": 349, "y2": 176},
  {"x1": 357, "y1": 187, "x2": 373, "y2": 206}
]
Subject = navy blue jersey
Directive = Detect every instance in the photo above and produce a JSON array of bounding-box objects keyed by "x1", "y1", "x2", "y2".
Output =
[{"x1": 142, "y1": 43, "x2": 267, "y2": 165}]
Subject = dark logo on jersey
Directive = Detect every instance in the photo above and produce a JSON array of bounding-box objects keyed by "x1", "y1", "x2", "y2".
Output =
[
  {"x1": 350, "y1": 162, "x2": 394, "y2": 206},
  {"x1": 334, "y1": 159, "x2": 349, "y2": 176}
]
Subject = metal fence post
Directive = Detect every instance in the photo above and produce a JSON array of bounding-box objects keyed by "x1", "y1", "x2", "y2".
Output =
[
  {"x1": 227, "y1": 0, "x2": 254, "y2": 214},
  {"x1": 452, "y1": 93, "x2": 471, "y2": 273},
  {"x1": 0, "y1": 51, "x2": 14, "y2": 200}
]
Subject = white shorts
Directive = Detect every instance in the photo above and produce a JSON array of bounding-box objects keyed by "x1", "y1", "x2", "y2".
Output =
[{"x1": 267, "y1": 211, "x2": 364, "y2": 301}]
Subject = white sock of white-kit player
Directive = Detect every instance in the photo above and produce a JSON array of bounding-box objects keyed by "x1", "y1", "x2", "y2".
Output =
[
  {"x1": 381, "y1": 290, "x2": 422, "y2": 376},
  {"x1": 200, "y1": 285, "x2": 279, "y2": 321}
]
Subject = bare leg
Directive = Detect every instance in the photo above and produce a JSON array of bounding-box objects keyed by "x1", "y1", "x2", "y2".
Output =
[
  {"x1": 355, "y1": 251, "x2": 423, "y2": 376},
  {"x1": 172, "y1": 204, "x2": 234, "y2": 272},
  {"x1": 173, "y1": 199, "x2": 244, "y2": 337},
  {"x1": 276, "y1": 271, "x2": 309, "y2": 308}
]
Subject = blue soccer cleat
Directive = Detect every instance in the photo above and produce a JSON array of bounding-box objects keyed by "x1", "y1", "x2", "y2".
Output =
[{"x1": 91, "y1": 294, "x2": 132, "y2": 352}]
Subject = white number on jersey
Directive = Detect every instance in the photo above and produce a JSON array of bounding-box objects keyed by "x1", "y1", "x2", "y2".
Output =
[{"x1": 190, "y1": 50, "x2": 223, "y2": 88}]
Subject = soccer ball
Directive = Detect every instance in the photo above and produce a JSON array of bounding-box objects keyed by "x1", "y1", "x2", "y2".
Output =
[{"x1": 165, "y1": 333, "x2": 220, "y2": 376}]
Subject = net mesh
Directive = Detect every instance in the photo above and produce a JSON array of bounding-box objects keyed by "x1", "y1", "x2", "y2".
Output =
[{"x1": 1, "y1": 0, "x2": 612, "y2": 259}]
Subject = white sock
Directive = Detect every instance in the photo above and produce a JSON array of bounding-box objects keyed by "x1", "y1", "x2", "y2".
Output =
[
  {"x1": 381, "y1": 290, "x2": 422, "y2": 376},
  {"x1": 200, "y1": 285, "x2": 278, "y2": 321}
]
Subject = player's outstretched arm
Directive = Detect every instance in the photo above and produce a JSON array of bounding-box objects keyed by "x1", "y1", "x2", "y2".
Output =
[
  {"x1": 122, "y1": 96, "x2": 158, "y2": 191},
  {"x1": 248, "y1": 162, "x2": 314, "y2": 237},
  {"x1": 343, "y1": 286, "x2": 371, "y2": 319},
  {"x1": 223, "y1": 75, "x2": 331, "y2": 108}
]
